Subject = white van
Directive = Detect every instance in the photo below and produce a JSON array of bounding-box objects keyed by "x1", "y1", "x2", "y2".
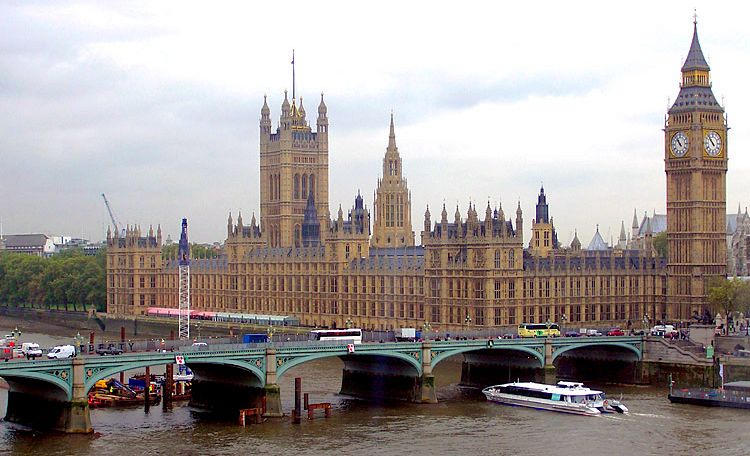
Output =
[
  {"x1": 47, "y1": 345, "x2": 76, "y2": 359},
  {"x1": 21, "y1": 342, "x2": 42, "y2": 360},
  {"x1": 651, "y1": 324, "x2": 678, "y2": 337}
]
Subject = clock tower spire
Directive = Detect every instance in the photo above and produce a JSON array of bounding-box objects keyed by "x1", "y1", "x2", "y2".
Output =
[{"x1": 664, "y1": 19, "x2": 727, "y2": 320}]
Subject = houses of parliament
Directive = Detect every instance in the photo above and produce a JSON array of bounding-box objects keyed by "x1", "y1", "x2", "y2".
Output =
[{"x1": 106, "y1": 22, "x2": 730, "y2": 331}]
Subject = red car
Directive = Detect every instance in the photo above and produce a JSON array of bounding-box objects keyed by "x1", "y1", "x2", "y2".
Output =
[{"x1": 607, "y1": 328, "x2": 625, "y2": 336}]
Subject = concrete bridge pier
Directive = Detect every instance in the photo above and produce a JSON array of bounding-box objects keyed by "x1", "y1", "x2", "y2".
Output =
[
  {"x1": 4, "y1": 358, "x2": 92, "y2": 434},
  {"x1": 263, "y1": 348, "x2": 283, "y2": 417},
  {"x1": 418, "y1": 342, "x2": 437, "y2": 403},
  {"x1": 543, "y1": 339, "x2": 557, "y2": 384}
]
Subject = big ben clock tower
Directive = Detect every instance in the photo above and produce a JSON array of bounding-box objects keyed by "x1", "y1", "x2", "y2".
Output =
[{"x1": 665, "y1": 19, "x2": 727, "y2": 320}]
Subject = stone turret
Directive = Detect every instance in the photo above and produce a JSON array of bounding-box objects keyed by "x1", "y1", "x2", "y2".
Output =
[
  {"x1": 515, "y1": 202, "x2": 523, "y2": 242},
  {"x1": 317, "y1": 93, "x2": 328, "y2": 132},
  {"x1": 571, "y1": 230, "x2": 581, "y2": 251}
]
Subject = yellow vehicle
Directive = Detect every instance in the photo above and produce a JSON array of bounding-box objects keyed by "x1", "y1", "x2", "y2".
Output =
[{"x1": 518, "y1": 323, "x2": 561, "y2": 338}]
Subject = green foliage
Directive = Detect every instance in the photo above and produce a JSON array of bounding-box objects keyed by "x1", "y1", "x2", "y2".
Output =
[
  {"x1": 0, "y1": 249, "x2": 107, "y2": 312},
  {"x1": 708, "y1": 277, "x2": 750, "y2": 318},
  {"x1": 162, "y1": 243, "x2": 220, "y2": 260},
  {"x1": 653, "y1": 232, "x2": 667, "y2": 258}
]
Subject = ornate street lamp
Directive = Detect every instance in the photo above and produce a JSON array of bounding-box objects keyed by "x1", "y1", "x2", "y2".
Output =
[
  {"x1": 464, "y1": 313, "x2": 472, "y2": 335},
  {"x1": 74, "y1": 331, "x2": 84, "y2": 355},
  {"x1": 560, "y1": 314, "x2": 567, "y2": 336},
  {"x1": 545, "y1": 319, "x2": 552, "y2": 338},
  {"x1": 345, "y1": 318, "x2": 353, "y2": 329},
  {"x1": 422, "y1": 321, "x2": 431, "y2": 340},
  {"x1": 267, "y1": 325, "x2": 275, "y2": 343}
]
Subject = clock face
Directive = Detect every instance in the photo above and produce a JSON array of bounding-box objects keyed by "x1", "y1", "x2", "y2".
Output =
[
  {"x1": 704, "y1": 131, "x2": 722, "y2": 157},
  {"x1": 670, "y1": 131, "x2": 689, "y2": 157}
]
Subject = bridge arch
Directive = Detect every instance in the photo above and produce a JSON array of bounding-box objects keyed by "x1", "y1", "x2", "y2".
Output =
[
  {"x1": 431, "y1": 345, "x2": 545, "y2": 369},
  {"x1": 84, "y1": 357, "x2": 266, "y2": 393},
  {"x1": 551, "y1": 341, "x2": 642, "y2": 363},
  {"x1": 0, "y1": 372, "x2": 71, "y2": 401},
  {"x1": 276, "y1": 350, "x2": 423, "y2": 379}
]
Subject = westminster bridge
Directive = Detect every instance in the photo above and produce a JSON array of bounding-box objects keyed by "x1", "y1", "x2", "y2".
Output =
[{"x1": 0, "y1": 335, "x2": 713, "y2": 433}]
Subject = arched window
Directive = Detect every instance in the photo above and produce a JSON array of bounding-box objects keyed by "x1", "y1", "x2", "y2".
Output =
[
  {"x1": 294, "y1": 225, "x2": 301, "y2": 247},
  {"x1": 294, "y1": 174, "x2": 300, "y2": 199},
  {"x1": 309, "y1": 174, "x2": 315, "y2": 198},
  {"x1": 302, "y1": 174, "x2": 308, "y2": 199},
  {"x1": 270, "y1": 175, "x2": 274, "y2": 200},
  {"x1": 495, "y1": 250, "x2": 502, "y2": 269}
]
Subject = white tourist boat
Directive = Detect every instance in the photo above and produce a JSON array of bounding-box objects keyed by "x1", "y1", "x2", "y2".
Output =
[{"x1": 481, "y1": 381, "x2": 628, "y2": 416}]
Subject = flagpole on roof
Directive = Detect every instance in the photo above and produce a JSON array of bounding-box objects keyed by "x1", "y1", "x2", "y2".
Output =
[{"x1": 291, "y1": 49, "x2": 296, "y2": 100}]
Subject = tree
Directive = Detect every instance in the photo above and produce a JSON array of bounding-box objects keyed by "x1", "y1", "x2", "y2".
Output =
[
  {"x1": 653, "y1": 232, "x2": 667, "y2": 258},
  {"x1": 0, "y1": 249, "x2": 106, "y2": 311},
  {"x1": 162, "y1": 243, "x2": 220, "y2": 260},
  {"x1": 708, "y1": 277, "x2": 750, "y2": 319}
]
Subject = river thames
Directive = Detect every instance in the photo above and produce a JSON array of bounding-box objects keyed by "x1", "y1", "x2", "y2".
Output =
[{"x1": 0, "y1": 334, "x2": 746, "y2": 456}]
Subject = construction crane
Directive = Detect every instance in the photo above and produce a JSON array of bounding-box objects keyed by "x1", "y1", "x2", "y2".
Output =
[
  {"x1": 101, "y1": 193, "x2": 121, "y2": 235},
  {"x1": 177, "y1": 218, "x2": 191, "y2": 340}
]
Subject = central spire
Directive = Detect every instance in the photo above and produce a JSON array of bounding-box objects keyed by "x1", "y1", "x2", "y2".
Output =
[{"x1": 388, "y1": 112, "x2": 397, "y2": 151}]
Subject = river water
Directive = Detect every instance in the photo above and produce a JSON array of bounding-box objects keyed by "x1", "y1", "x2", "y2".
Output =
[{"x1": 0, "y1": 333, "x2": 746, "y2": 456}]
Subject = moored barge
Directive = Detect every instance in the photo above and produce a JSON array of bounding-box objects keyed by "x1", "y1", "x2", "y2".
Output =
[{"x1": 668, "y1": 380, "x2": 750, "y2": 409}]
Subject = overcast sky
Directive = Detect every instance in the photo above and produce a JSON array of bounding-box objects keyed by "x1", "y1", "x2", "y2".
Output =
[{"x1": 1, "y1": 1, "x2": 749, "y2": 246}]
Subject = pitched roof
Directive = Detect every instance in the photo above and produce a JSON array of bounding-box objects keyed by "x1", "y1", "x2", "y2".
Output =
[
  {"x1": 3, "y1": 234, "x2": 50, "y2": 249},
  {"x1": 668, "y1": 85, "x2": 723, "y2": 114},
  {"x1": 638, "y1": 214, "x2": 667, "y2": 236},
  {"x1": 587, "y1": 227, "x2": 609, "y2": 251}
]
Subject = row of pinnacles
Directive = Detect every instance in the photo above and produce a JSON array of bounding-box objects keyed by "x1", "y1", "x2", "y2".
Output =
[
  {"x1": 422, "y1": 201, "x2": 522, "y2": 242},
  {"x1": 226, "y1": 194, "x2": 370, "y2": 243},
  {"x1": 106, "y1": 224, "x2": 161, "y2": 249},
  {"x1": 260, "y1": 90, "x2": 328, "y2": 136}
]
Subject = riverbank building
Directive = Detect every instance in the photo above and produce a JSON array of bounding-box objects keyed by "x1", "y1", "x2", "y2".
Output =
[{"x1": 106, "y1": 22, "x2": 730, "y2": 330}]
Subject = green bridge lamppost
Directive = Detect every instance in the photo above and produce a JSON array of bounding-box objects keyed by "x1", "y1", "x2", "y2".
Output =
[
  {"x1": 345, "y1": 319, "x2": 353, "y2": 329},
  {"x1": 560, "y1": 314, "x2": 567, "y2": 336},
  {"x1": 464, "y1": 313, "x2": 472, "y2": 336},
  {"x1": 545, "y1": 319, "x2": 552, "y2": 338}
]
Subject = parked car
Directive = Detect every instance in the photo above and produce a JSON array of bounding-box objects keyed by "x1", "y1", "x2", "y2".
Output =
[
  {"x1": 47, "y1": 345, "x2": 76, "y2": 359},
  {"x1": 95, "y1": 344, "x2": 123, "y2": 356},
  {"x1": 607, "y1": 328, "x2": 625, "y2": 337},
  {"x1": 21, "y1": 342, "x2": 42, "y2": 360}
]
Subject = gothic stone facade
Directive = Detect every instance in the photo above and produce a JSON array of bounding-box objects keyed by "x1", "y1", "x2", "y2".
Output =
[{"x1": 107, "y1": 24, "x2": 729, "y2": 330}]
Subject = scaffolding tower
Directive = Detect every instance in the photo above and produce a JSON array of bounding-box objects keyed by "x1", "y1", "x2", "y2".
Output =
[{"x1": 177, "y1": 218, "x2": 190, "y2": 340}]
